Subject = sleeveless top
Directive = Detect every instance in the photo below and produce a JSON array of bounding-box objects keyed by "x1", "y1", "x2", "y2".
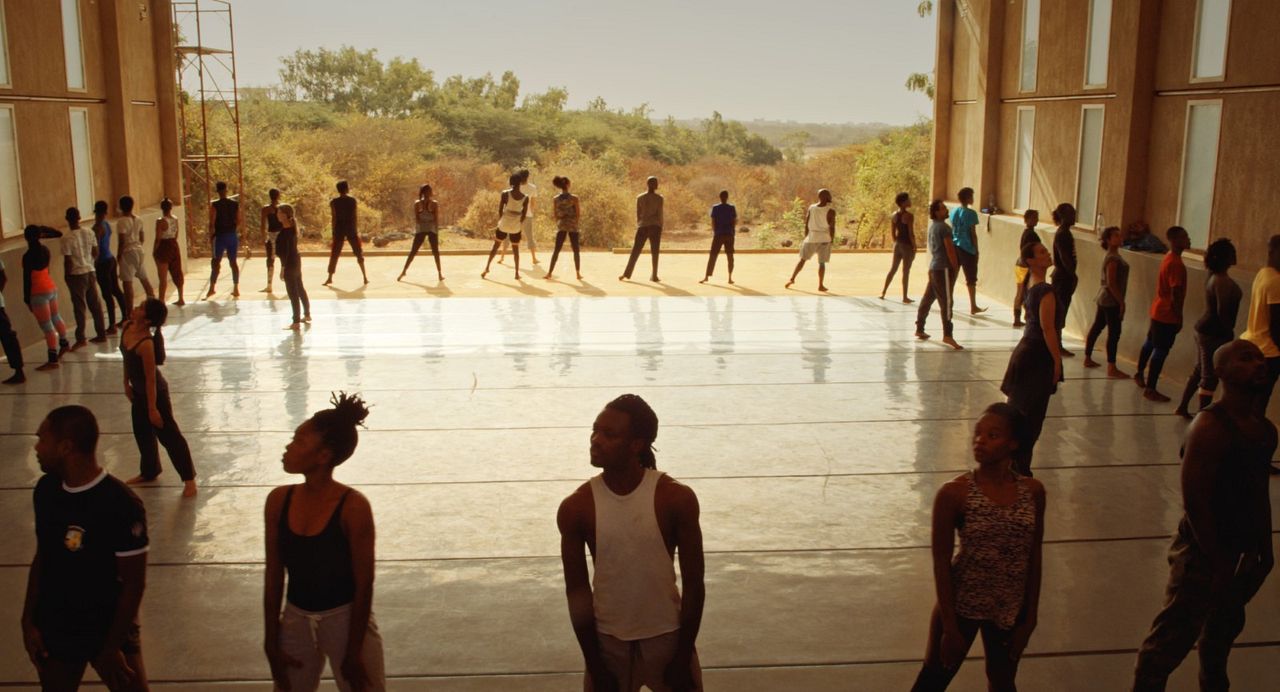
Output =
[
  {"x1": 1021, "y1": 282, "x2": 1055, "y2": 340},
  {"x1": 415, "y1": 201, "x2": 438, "y2": 234},
  {"x1": 212, "y1": 198, "x2": 239, "y2": 235},
  {"x1": 264, "y1": 207, "x2": 283, "y2": 237},
  {"x1": 157, "y1": 215, "x2": 179, "y2": 241},
  {"x1": 25, "y1": 246, "x2": 57, "y2": 294},
  {"x1": 805, "y1": 203, "x2": 833, "y2": 243},
  {"x1": 498, "y1": 192, "x2": 527, "y2": 234},
  {"x1": 1177, "y1": 404, "x2": 1277, "y2": 554},
  {"x1": 29, "y1": 266, "x2": 56, "y2": 295},
  {"x1": 590, "y1": 469, "x2": 681, "y2": 640},
  {"x1": 121, "y1": 334, "x2": 167, "y2": 396},
  {"x1": 952, "y1": 472, "x2": 1037, "y2": 629},
  {"x1": 1194, "y1": 275, "x2": 1242, "y2": 339},
  {"x1": 97, "y1": 221, "x2": 114, "y2": 260},
  {"x1": 894, "y1": 213, "x2": 914, "y2": 247},
  {"x1": 554, "y1": 193, "x2": 578, "y2": 232},
  {"x1": 1095, "y1": 252, "x2": 1129, "y2": 308},
  {"x1": 279, "y1": 487, "x2": 356, "y2": 612},
  {"x1": 331, "y1": 196, "x2": 357, "y2": 233}
]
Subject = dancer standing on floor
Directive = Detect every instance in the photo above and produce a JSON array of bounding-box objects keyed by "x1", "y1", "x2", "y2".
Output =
[
  {"x1": 92, "y1": 201, "x2": 127, "y2": 331},
  {"x1": 1050, "y1": 203, "x2": 1079, "y2": 356},
  {"x1": 1012, "y1": 209, "x2": 1040, "y2": 328},
  {"x1": 1240, "y1": 234, "x2": 1280, "y2": 474},
  {"x1": 915, "y1": 200, "x2": 963, "y2": 350},
  {"x1": 0, "y1": 256, "x2": 26, "y2": 384},
  {"x1": 61, "y1": 207, "x2": 107, "y2": 350},
  {"x1": 500, "y1": 169, "x2": 540, "y2": 266},
  {"x1": 23, "y1": 406, "x2": 151, "y2": 692},
  {"x1": 326, "y1": 180, "x2": 369, "y2": 286},
  {"x1": 912, "y1": 403, "x2": 1045, "y2": 691},
  {"x1": 22, "y1": 226, "x2": 69, "y2": 372},
  {"x1": 1132, "y1": 340, "x2": 1275, "y2": 691},
  {"x1": 152, "y1": 198, "x2": 185, "y2": 306},
  {"x1": 264, "y1": 393, "x2": 386, "y2": 692},
  {"x1": 1001, "y1": 241, "x2": 1063, "y2": 476},
  {"x1": 1134, "y1": 226, "x2": 1191, "y2": 403},
  {"x1": 260, "y1": 188, "x2": 282, "y2": 294},
  {"x1": 1082, "y1": 226, "x2": 1130, "y2": 378},
  {"x1": 1176, "y1": 239, "x2": 1240, "y2": 418},
  {"x1": 701, "y1": 190, "x2": 737, "y2": 285},
  {"x1": 121, "y1": 298, "x2": 197, "y2": 498},
  {"x1": 276, "y1": 204, "x2": 310, "y2": 330},
  {"x1": 399, "y1": 184, "x2": 443, "y2": 281},
  {"x1": 483, "y1": 174, "x2": 528, "y2": 281},
  {"x1": 558, "y1": 395, "x2": 705, "y2": 692},
  {"x1": 207, "y1": 181, "x2": 241, "y2": 298},
  {"x1": 786, "y1": 189, "x2": 836, "y2": 292},
  {"x1": 114, "y1": 197, "x2": 156, "y2": 313},
  {"x1": 621, "y1": 177, "x2": 665, "y2": 282},
  {"x1": 880, "y1": 192, "x2": 915, "y2": 303},
  {"x1": 949, "y1": 187, "x2": 986, "y2": 314},
  {"x1": 546, "y1": 176, "x2": 582, "y2": 281}
]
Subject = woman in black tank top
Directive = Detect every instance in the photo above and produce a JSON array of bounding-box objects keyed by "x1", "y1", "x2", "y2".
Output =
[{"x1": 264, "y1": 393, "x2": 384, "y2": 692}]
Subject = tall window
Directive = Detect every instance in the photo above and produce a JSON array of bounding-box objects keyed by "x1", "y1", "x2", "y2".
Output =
[
  {"x1": 1192, "y1": 0, "x2": 1231, "y2": 81},
  {"x1": 1085, "y1": 0, "x2": 1112, "y2": 87},
  {"x1": 60, "y1": 0, "x2": 85, "y2": 90},
  {"x1": 1014, "y1": 107, "x2": 1036, "y2": 211},
  {"x1": 1020, "y1": 0, "x2": 1041, "y2": 92},
  {"x1": 0, "y1": 105, "x2": 23, "y2": 237},
  {"x1": 1075, "y1": 107, "x2": 1105, "y2": 228},
  {"x1": 0, "y1": 0, "x2": 11, "y2": 88},
  {"x1": 1177, "y1": 101, "x2": 1222, "y2": 249},
  {"x1": 69, "y1": 108, "x2": 93, "y2": 214}
]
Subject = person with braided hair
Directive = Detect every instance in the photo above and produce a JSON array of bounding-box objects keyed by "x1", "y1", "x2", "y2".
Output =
[
  {"x1": 558, "y1": 394, "x2": 705, "y2": 692},
  {"x1": 264, "y1": 392, "x2": 385, "y2": 692}
]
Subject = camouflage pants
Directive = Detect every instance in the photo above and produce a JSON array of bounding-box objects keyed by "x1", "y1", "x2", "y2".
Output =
[{"x1": 1132, "y1": 532, "x2": 1261, "y2": 692}]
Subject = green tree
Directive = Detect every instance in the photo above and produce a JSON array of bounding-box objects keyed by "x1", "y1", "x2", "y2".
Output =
[{"x1": 905, "y1": 1, "x2": 936, "y2": 100}]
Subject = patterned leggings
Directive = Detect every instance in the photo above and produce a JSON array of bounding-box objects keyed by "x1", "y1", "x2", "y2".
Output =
[{"x1": 28, "y1": 292, "x2": 67, "y2": 351}]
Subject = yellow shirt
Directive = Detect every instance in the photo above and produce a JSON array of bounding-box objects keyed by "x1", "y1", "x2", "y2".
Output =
[{"x1": 1242, "y1": 266, "x2": 1280, "y2": 358}]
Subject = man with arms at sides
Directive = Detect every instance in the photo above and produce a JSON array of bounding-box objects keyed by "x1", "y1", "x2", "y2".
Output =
[
  {"x1": 326, "y1": 180, "x2": 369, "y2": 286},
  {"x1": 949, "y1": 187, "x2": 986, "y2": 314},
  {"x1": 61, "y1": 207, "x2": 108, "y2": 350},
  {"x1": 1132, "y1": 340, "x2": 1275, "y2": 690},
  {"x1": 701, "y1": 190, "x2": 736, "y2": 285},
  {"x1": 208, "y1": 181, "x2": 242, "y2": 298},
  {"x1": 260, "y1": 188, "x2": 283, "y2": 293},
  {"x1": 786, "y1": 189, "x2": 837, "y2": 292},
  {"x1": 621, "y1": 177, "x2": 665, "y2": 283},
  {"x1": 1240, "y1": 234, "x2": 1280, "y2": 474},
  {"x1": 23, "y1": 406, "x2": 150, "y2": 691},
  {"x1": 558, "y1": 394, "x2": 705, "y2": 692}
]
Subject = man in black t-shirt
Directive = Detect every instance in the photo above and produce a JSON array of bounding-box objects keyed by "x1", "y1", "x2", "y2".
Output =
[{"x1": 23, "y1": 406, "x2": 150, "y2": 691}]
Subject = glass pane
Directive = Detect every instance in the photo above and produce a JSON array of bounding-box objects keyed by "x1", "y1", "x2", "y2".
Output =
[
  {"x1": 1021, "y1": 0, "x2": 1040, "y2": 91},
  {"x1": 1015, "y1": 109, "x2": 1035, "y2": 211},
  {"x1": 1194, "y1": 0, "x2": 1231, "y2": 79},
  {"x1": 0, "y1": 2, "x2": 10, "y2": 86},
  {"x1": 1086, "y1": 0, "x2": 1112, "y2": 86},
  {"x1": 0, "y1": 108, "x2": 22, "y2": 236},
  {"x1": 69, "y1": 109, "x2": 93, "y2": 214},
  {"x1": 61, "y1": 0, "x2": 84, "y2": 89},
  {"x1": 1076, "y1": 108, "x2": 1104, "y2": 226},
  {"x1": 1178, "y1": 103, "x2": 1222, "y2": 249}
]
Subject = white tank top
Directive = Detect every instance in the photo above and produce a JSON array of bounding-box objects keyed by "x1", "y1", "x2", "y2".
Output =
[
  {"x1": 805, "y1": 203, "x2": 833, "y2": 243},
  {"x1": 590, "y1": 469, "x2": 681, "y2": 640}
]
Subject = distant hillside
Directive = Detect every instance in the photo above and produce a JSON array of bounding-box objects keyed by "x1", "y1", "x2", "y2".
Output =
[{"x1": 671, "y1": 118, "x2": 895, "y2": 149}]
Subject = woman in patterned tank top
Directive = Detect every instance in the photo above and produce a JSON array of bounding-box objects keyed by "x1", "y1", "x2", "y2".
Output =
[{"x1": 912, "y1": 402, "x2": 1046, "y2": 691}]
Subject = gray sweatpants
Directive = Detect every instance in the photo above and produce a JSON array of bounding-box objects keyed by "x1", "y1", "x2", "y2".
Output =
[
  {"x1": 275, "y1": 602, "x2": 386, "y2": 692},
  {"x1": 584, "y1": 630, "x2": 702, "y2": 692},
  {"x1": 65, "y1": 271, "x2": 105, "y2": 341}
]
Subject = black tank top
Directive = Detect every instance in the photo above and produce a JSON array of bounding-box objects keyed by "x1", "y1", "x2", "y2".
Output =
[
  {"x1": 331, "y1": 196, "x2": 357, "y2": 233},
  {"x1": 212, "y1": 198, "x2": 239, "y2": 235},
  {"x1": 121, "y1": 334, "x2": 166, "y2": 395},
  {"x1": 265, "y1": 207, "x2": 283, "y2": 232},
  {"x1": 279, "y1": 487, "x2": 355, "y2": 612}
]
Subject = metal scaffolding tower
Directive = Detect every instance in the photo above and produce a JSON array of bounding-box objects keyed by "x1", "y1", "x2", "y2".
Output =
[{"x1": 173, "y1": 0, "x2": 243, "y2": 252}]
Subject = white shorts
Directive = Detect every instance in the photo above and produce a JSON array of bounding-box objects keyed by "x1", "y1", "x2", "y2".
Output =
[
  {"x1": 117, "y1": 248, "x2": 147, "y2": 283},
  {"x1": 585, "y1": 630, "x2": 702, "y2": 692},
  {"x1": 800, "y1": 241, "x2": 831, "y2": 263}
]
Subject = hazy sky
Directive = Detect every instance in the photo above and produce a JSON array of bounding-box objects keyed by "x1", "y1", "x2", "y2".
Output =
[{"x1": 227, "y1": 0, "x2": 937, "y2": 125}]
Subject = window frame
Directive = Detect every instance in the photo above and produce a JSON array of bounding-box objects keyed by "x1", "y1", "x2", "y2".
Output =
[
  {"x1": 1018, "y1": 0, "x2": 1041, "y2": 93},
  {"x1": 1083, "y1": 0, "x2": 1112, "y2": 89},
  {"x1": 60, "y1": 0, "x2": 87, "y2": 92},
  {"x1": 0, "y1": 103, "x2": 25, "y2": 238},
  {"x1": 1074, "y1": 105, "x2": 1106, "y2": 230},
  {"x1": 0, "y1": 0, "x2": 12, "y2": 89},
  {"x1": 1175, "y1": 99, "x2": 1224, "y2": 250},
  {"x1": 1013, "y1": 106, "x2": 1036, "y2": 213},
  {"x1": 68, "y1": 106, "x2": 94, "y2": 215},
  {"x1": 1190, "y1": 0, "x2": 1232, "y2": 83}
]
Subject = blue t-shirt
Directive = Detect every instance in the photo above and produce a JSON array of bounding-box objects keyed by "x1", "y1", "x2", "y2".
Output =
[
  {"x1": 949, "y1": 206, "x2": 979, "y2": 255},
  {"x1": 710, "y1": 203, "x2": 736, "y2": 236},
  {"x1": 97, "y1": 221, "x2": 114, "y2": 261},
  {"x1": 928, "y1": 220, "x2": 952, "y2": 271}
]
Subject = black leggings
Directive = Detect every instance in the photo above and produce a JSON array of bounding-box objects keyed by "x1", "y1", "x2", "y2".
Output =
[
  {"x1": 0, "y1": 308, "x2": 22, "y2": 370},
  {"x1": 283, "y1": 263, "x2": 309, "y2": 323},
  {"x1": 1137, "y1": 320, "x2": 1181, "y2": 391},
  {"x1": 705, "y1": 234, "x2": 734, "y2": 277},
  {"x1": 547, "y1": 231, "x2": 580, "y2": 275},
  {"x1": 1084, "y1": 304, "x2": 1122, "y2": 363},
  {"x1": 95, "y1": 257, "x2": 127, "y2": 325},
  {"x1": 402, "y1": 231, "x2": 441, "y2": 276},
  {"x1": 912, "y1": 608, "x2": 1019, "y2": 691},
  {"x1": 131, "y1": 385, "x2": 196, "y2": 481}
]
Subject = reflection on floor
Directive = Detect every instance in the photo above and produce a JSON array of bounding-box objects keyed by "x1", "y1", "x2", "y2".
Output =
[{"x1": 0, "y1": 295, "x2": 1275, "y2": 691}]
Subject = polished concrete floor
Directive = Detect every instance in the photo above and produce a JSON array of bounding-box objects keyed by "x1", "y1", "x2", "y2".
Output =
[{"x1": 0, "y1": 290, "x2": 1277, "y2": 691}]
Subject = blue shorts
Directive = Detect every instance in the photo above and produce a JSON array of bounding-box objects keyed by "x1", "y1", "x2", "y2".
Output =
[{"x1": 213, "y1": 234, "x2": 239, "y2": 262}]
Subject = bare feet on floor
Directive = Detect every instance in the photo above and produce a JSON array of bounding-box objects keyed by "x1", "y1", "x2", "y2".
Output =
[
  {"x1": 1106, "y1": 366, "x2": 1128, "y2": 379},
  {"x1": 942, "y1": 337, "x2": 964, "y2": 351},
  {"x1": 915, "y1": 330, "x2": 931, "y2": 341},
  {"x1": 1143, "y1": 389, "x2": 1171, "y2": 403},
  {"x1": 182, "y1": 480, "x2": 198, "y2": 498},
  {"x1": 125, "y1": 475, "x2": 154, "y2": 485},
  {"x1": 35, "y1": 362, "x2": 59, "y2": 372},
  {"x1": 1083, "y1": 357, "x2": 1101, "y2": 368}
]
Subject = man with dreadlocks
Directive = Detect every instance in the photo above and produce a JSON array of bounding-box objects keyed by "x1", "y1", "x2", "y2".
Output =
[{"x1": 557, "y1": 394, "x2": 705, "y2": 692}]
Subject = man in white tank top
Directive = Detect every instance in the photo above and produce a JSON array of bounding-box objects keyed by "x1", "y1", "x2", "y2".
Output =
[
  {"x1": 558, "y1": 395, "x2": 704, "y2": 691},
  {"x1": 786, "y1": 189, "x2": 836, "y2": 292}
]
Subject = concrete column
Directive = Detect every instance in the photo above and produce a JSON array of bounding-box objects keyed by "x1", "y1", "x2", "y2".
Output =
[
  {"x1": 1113, "y1": 0, "x2": 1162, "y2": 229},
  {"x1": 930, "y1": 0, "x2": 956, "y2": 200},
  {"x1": 151, "y1": 0, "x2": 182, "y2": 206},
  {"x1": 975, "y1": 0, "x2": 1006, "y2": 210},
  {"x1": 98, "y1": 0, "x2": 133, "y2": 201}
]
